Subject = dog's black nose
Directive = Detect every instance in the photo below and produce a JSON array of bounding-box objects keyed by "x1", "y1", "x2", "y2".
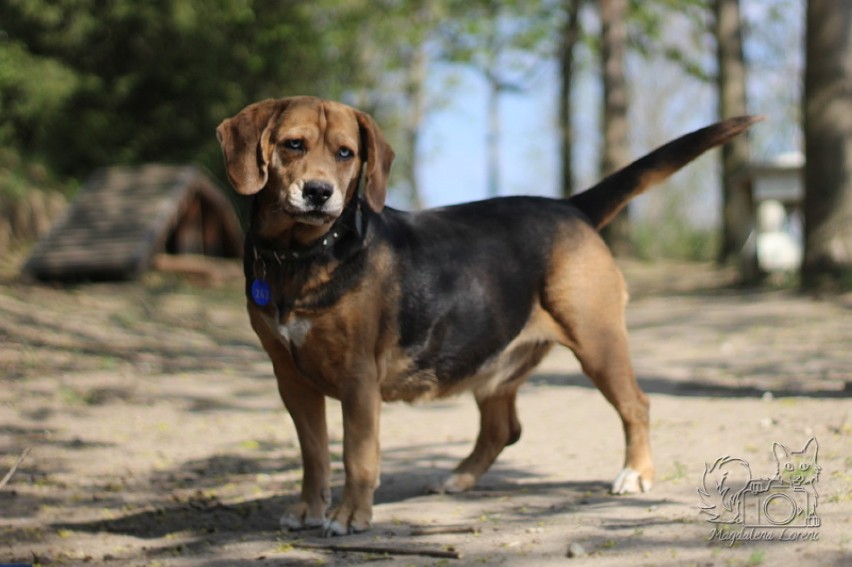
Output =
[{"x1": 303, "y1": 181, "x2": 333, "y2": 206}]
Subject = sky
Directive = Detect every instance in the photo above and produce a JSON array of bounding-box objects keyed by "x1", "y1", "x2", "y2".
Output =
[{"x1": 405, "y1": 0, "x2": 804, "y2": 228}]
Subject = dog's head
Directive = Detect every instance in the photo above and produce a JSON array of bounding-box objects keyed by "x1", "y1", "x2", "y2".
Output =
[{"x1": 216, "y1": 96, "x2": 394, "y2": 233}]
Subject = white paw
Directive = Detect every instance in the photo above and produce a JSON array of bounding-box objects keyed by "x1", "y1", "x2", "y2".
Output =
[
  {"x1": 438, "y1": 472, "x2": 475, "y2": 494},
  {"x1": 279, "y1": 512, "x2": 325, "y2": 531},
  {"x1": 322, "y1": 518, "x2": 350, "y2": 537},
  {"x1": 611, "y1": 467, "x2": 652, "y2": 494},
  {"x1": 322, "y1": 516, "x2": 370, "y2": 537}
]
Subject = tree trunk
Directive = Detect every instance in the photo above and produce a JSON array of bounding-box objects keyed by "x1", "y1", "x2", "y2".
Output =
[
  {"x1": 715, "y1": 0, "x2": 757, "y2": 280},
  {"x1": 802, "y1": 0, "x2": 852, "y2": 290},
  {"x1": 599, "y1": 0, "x2": 632, "y2": 255},
  {"x1": 559, "y1": 0, "x2": 583, "y2": 198},
  {"x1": 486, "y1": 71, "x2": 501, "y2": 198},
  {"x1": 484, "y1": 1, "x2": 502, "y2": 199},
  {"x1": 401, "y1": 6, "x2": 429, "y2": 210}
]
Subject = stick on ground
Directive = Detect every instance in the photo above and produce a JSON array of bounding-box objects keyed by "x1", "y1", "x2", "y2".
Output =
[
  {"x1": 409, "y1": 525, "x2": 479, "y2": 536},
  {"x1": 0, "y1": 447, "x2": 31, "y2": 491},
  {"x1": 292, "y1": 541, "x2": 461, "y2": 560}
]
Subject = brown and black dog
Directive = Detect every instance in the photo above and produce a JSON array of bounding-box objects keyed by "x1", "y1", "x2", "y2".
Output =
[{"x1": 216, "y1": 96, "x2": 758, "y2": 536}]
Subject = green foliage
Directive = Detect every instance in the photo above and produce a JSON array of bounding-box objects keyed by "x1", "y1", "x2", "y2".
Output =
[
  {"x1": 0, "y1": 41, "x2": 79, "y2": 148},
  {"x1": 633, "y1": 219, "x2": 718, "y2": 261},
  {"x1": 0, "y1": 148, "x2": 76, "y2": 201},
  {"x1": 632, "y1": 179, "x2": 720, "y2": 262},
  {"x1": 437, "y1": 0, "x2": 557, "y2": 86},
  {"x1": 0, "y1": 0, "x2": 350, "y2": 183},
  {"x1": 0, "y1": 0, "x2": 752, "y2": 218},
  {"x1": 627, "y1": 0, "x2": 713, "y2": 82}
]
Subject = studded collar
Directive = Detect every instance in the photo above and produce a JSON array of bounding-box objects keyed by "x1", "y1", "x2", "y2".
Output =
[{"x1": 252, "y1": 197, "x2": 365, "y2": 266}]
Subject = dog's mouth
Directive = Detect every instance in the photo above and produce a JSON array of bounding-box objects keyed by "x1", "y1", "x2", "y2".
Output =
[
  {"x1": 274, "y1": 202, "x2": 338, "y2": 226},
  {"x1": 291, "y1": 210, "x2": 336, "y2": 226},
  {"x1": 271, "y1": 186, "x2": 344, "y2": 227}
]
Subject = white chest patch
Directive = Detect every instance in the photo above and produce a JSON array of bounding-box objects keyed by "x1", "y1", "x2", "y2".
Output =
[{"x1": 278, "y1": 317, "x2": 312, "y2": 348}]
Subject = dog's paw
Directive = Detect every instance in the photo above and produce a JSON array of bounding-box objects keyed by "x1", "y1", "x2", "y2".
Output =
[
  {"x1": 322, "y1": 502, "x2": 372, "y2": 537},
  {"x1": 279, "y1": 502, "x2": 326, "y2": 531},
  {"x1": 434, "y1": 472, "x2": 477, "y2": 494},
  {"x1": 611, "y1": 467, "x2": 653, "y2": 494}
]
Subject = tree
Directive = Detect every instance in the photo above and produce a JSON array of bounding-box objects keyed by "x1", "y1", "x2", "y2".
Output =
[
  {"x1": 388, "y1": 1, "x2": 446, "y2": 210},
  {"x1": 314, "y1": 0, "x2": 448, "y2": 209},
  {"x1": 398, "y1": 3, "x2": 433, "y2": 210},
  {"x1": 715, "y1": 0, "x2": 757, "y2": 279},
  {"x1": 802, "y1": 0, "x2": 852, "y2": 289},
  {"x1": 0, "y1": 0, "x2": 481, "y2": 211},
  {"x1": 599, "y1": 0, "x2": 632, "y2": 256},
  {"x1": 440, "y1": 0, "x2": 553, "y2": 197},
  {"x1": 558, "y1": 0, "x2": 584, "y2": 198},
  {"x1": 0, "y1": 0, "x2": 345, "y2": 182}
]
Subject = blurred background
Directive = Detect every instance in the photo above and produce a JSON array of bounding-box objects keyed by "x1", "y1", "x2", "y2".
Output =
[{"x1": 0, "y1": 0, "x2": 849, "y2": 288}]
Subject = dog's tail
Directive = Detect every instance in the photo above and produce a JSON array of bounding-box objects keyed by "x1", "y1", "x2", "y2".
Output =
[{"x1": 568, "y1": 116, "x2": 763, "y2": 230}]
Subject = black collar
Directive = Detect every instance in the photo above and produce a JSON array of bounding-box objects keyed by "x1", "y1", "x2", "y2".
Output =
[{"x1": 252, "y1": 196, "x2": 365, "y2": 265}]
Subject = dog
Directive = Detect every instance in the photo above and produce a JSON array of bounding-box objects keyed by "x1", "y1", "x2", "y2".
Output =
[{"x1": 216, "y1": 96, "x2": 758, "y2": 536}]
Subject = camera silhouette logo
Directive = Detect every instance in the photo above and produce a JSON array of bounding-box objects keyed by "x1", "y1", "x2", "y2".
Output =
[{"x1": 698, "y1": 438, "x2": 820, "y2": 528}]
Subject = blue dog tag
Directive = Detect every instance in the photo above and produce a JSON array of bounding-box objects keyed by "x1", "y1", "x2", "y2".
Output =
[{"x1": 251, "y1": 279, "x2": 271, "y2": 306}]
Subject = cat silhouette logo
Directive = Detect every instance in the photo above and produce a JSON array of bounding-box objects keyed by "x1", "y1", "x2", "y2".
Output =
[{"x1": 698, "y1": 438, "x2": 820, "y2": 528}]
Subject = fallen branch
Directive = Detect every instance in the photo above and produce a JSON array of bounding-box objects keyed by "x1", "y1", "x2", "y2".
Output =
[
  {"x1": 409, "y1": 525, "x2": 479, "y2": 536},
  {"x1": 292, "y1": 541, "x2": 461, "y2": 560},
  {"x1": 0, "y1": 447, "x2": 31, "y2": 491}
]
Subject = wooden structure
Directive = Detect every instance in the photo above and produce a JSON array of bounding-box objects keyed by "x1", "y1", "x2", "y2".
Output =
[
  {"x1": 24, "y1": 164, "x2": 243, "y2": 281},
  {"x1": 751, "y1": 151, "x2": 804, "y2": 208},
  {"x1": 747, "y1": 152, "x2": 804, "y2": 273}
]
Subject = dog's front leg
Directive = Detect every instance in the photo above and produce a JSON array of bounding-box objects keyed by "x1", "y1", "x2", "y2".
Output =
[
  {"x1": 323, "y1": 380, "x2": 381, "y2": 536},
  {"x1": 274, "y1": 367, "x2": 331, "y2": 531},
  {"x1": 251, "y1": 308, "x2": 332, "y2": 530}
]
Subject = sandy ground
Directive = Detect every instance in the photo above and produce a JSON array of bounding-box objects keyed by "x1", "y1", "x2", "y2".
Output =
[{"x1": 0, "y1": 259, "x2": 850, "y2": 566}]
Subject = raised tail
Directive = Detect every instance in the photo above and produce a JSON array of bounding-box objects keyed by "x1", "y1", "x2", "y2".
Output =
[{"x1": 568, "y1": 115, "x2": 764, "y2": 230}]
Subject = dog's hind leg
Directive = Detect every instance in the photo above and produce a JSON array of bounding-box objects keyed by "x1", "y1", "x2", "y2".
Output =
[
  {"x1": 572, "y1": 323, "x2": 653, "y2": 494},
  {"x1": 543, "y1": 232, "x2": 654, "y2": 494},
  {"x1": 440, "y1": 384, "x2": 524, "y2": 493}
]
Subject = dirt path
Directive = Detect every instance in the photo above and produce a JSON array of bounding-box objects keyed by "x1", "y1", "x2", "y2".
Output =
[{"x1": 1, "y1": 261, "x2": 850, "y2": 566}]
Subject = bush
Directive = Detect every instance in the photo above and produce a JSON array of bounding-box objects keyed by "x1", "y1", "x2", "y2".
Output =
[{"x1": 632, "y1": 218, "x2": 719, "y2": 262}]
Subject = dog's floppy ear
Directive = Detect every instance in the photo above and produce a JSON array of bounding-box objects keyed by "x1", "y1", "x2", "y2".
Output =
[
  {"x1": 216, "y1": 99, "x2": 284, "y2": 195},
  {"x1": 355, "y1": 110, "x2": 395, "y2": 212}
]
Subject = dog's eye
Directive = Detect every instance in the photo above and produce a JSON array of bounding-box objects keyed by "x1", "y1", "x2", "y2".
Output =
[
  {"x1": 337, "y1": 147, "x2": 354, "y2": 160},
  {"x1": 282, "y1": 139, "x2": 304, "y2": 152}
]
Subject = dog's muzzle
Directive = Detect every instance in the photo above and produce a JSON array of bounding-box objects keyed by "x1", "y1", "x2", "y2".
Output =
[{"x1": 283, "y1": 179, "x2": 343, "y2": 226}]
